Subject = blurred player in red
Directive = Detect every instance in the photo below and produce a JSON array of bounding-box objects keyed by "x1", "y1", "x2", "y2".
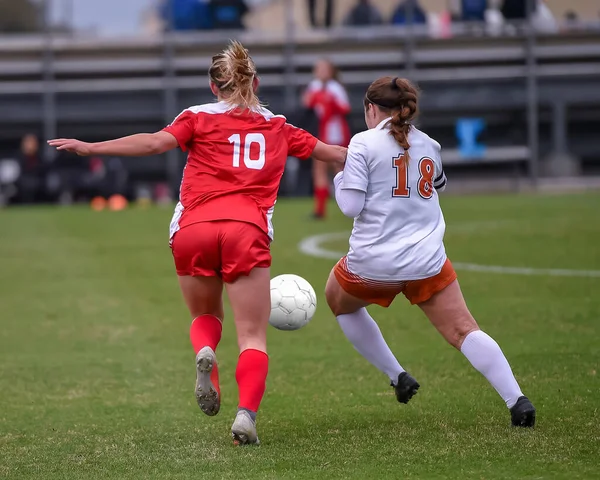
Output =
[
  {"x1": 48, "y1": 41, "x2": 346, "y2": 445},
  {"x1": 303, "y1": 59, "x2": 351, "y2": 219}
]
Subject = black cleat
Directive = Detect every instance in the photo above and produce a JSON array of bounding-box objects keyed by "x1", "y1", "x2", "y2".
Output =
[
  {"x1": 392, "y1": 372, "x2": 420, "y2": 404},
  {"x1": 510, "y1": 396, "x2": 536, "y2": 428}
]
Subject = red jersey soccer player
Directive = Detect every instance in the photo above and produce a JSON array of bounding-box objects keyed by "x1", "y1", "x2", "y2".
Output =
[
  {"x1": 303, "y1": 59, "x2": 351, "y2": 219},
  {"x1": 48, "y1": 41, "x2": 346, "y2": 445}
]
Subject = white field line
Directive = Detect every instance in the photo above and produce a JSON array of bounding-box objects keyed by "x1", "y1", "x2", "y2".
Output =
[{"x1": 298, "y1": 231, "x2": 600, "y2": 278}]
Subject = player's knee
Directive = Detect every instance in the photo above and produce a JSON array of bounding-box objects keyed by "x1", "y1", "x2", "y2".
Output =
[
  {"x1": 447, "y1": 316, "x2": 479, "y2": 349},
  {"x1": 189, "y1": 305, "x2": 223, "y2": 321}
]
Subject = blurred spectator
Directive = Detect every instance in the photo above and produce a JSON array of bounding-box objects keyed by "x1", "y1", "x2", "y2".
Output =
[
  {"x1": 308, "y1": 0, "x2": 334, "y2": 28},
  {"x1": 15, "y1": 134, "x2": 44, "y2": 204},
  {"x1": 161, "y1": 0, "x2": 213, "y2": 31},
  {"x1": 303, "y1": 59, "x2": 350, "y2": 219},
  {"x1": 531, "y1": 0, "x2": 557, "y2": 33},
  {"x1": 564, "y1": 10, "x2": 578, "y2": 24},
  {"x1": 344, "y1": 0, "x2": 383, "y2": 27},
  {"x1": 44, "y1": 153, "x2": 128, "y2": 205},
  {"x1": 563, "y1": 10, "x2": 579, "y2": 30},
  {"x1": 500, "y1": 0, "x2": 527, "y2": 20},
  {"x1": 500, "y1": 0, "x2": 557, "y2": 32},
  {"x1": 0, "y1": 0, "x2": 41, "y2": 33},
  {"x1": 209, "y1": 0, "x2": 249, "y2": 30},
  {"x1": 484, "y1": 0, "x2": 505, "y2": 36},
  {"x1": 461, "y1": 0, "x2": 487, "y2": 21},
  {"x1": 391, "y1": 0, "x2": 427, "y2": 26}
]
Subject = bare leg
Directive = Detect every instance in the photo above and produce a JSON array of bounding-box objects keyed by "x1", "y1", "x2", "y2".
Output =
[
  {"x1": 418, "y1": 280, "x2": 478, "y2": 349},
  {"x1": 178, "y1": 275, "x2": 224, "y2": 320},
  {"x1": 419, "y1": 280, "x2": 527, "y2": 410},
  {"x1": 225, "y1": 267, "x2": 270, "y2": 353},
  {"x1": 325, "y1": 267, "x2": 369, "y2": 316}
]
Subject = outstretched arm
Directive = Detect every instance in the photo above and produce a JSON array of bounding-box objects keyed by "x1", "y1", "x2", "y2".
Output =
[
  {"x1": 311, "y1": 140, "x2": 347, "y2": 165},
  {"x1": 48, "y1": 131, "x2": 178, "y2": 157}
]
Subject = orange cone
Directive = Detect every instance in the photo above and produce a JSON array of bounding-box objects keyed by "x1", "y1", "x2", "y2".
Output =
[
  {"x1": 91, "y1": 197, "x2": 106, "y2": 211},
  {"x1": 108, "y1": 194, "x2": 128, "y2": 211}
]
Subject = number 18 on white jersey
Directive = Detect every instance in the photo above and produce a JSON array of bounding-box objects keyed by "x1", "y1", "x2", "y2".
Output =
[{"x1": 341, "y1": 119, "x2": 448, "y2": 282}]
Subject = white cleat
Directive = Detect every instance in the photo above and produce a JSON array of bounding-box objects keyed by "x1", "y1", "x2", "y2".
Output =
[
  {"x1": 195, "y1": 346, "x2": 220, "y2": 416},
  {"x1": 231, "y1": 410, "x2": 260, "y2": 446}
]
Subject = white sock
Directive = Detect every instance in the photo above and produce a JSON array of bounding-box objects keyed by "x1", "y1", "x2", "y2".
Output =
[
  {"x1": 460, "y1": 330, "x2": 524, "y2": 409},
  {"x1": 337, "y1": 308, "x2": 405, "y2": 384}
]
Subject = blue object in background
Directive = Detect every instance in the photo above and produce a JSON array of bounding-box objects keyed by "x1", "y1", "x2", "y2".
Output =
[
  {"x1": 391, "y1": 0, "x2": 427, "y2": 25},
  {"x1": 163, "y1": 0, "x2": 212, "y2": 31},
  {"x1": 456, "y1": 118, "x2": 486, "y2": 158},
  {"x1": 461, "y1": 0, "x2": 487, "y2": 21}
]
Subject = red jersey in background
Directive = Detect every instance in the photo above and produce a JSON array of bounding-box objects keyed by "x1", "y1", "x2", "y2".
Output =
[{"x1": 304, "y1": 79, "x2": 351, "y2": 147}]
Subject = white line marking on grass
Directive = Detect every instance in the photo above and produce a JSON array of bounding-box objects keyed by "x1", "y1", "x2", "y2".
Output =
[
  {"x1": 298, "y1": 232, "x2": 346, "y2": 260},
  {"x1": 298, "y1": 232, "x2": 600, "y2": 278},
  {"x1": 450, "y1": 263, "x2": 600, "y2": 278}
]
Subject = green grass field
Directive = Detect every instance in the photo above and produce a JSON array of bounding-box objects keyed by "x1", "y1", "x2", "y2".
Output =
[{"x1": 1, "y1": 193, "x2": 599, "y2": 479}]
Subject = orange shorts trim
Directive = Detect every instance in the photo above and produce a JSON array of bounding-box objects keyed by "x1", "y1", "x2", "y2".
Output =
[{"x1": 333, "y1": 257, "x2": 457, "y2": 307}]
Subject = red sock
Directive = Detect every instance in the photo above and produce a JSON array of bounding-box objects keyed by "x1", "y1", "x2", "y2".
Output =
[
  {"x1": 190, "y1": 315, "x2": 222, "y2": 352},
  {"x1": 314, "y1": 187, "x2": 329, "y2": 217},
  {"x1": 235, "y1": 349, "x2": 269, "y2": 413},
  {"x1": 190, "y1": 315, "x2": 222, "y2": 395}
]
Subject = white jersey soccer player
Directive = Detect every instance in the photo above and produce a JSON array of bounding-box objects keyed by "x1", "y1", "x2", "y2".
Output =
[
  {"x1": 340, "y1": 122, "x2": 448, "y2": 282},
  {"x1": 325, "y1": 76, "x2": 536, "y2": 428}
]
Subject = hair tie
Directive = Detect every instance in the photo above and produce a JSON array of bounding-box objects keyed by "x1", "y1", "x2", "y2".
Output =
[
  {"x1": 366, "y1": 94, "x2": 394, "y2": 110},
  {"x1": 390, "y1": 77, "x2": 399, "y2": 89}
]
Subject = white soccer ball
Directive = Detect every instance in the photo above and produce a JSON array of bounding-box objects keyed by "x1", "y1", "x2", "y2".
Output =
[{"x1": 269, "y1": 274, "x2": 317, "y2": 331}]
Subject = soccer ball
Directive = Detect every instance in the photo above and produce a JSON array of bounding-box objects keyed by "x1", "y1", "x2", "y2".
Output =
[{"x1": 269, "y1": 274, "x2": 317, "y2": 331}]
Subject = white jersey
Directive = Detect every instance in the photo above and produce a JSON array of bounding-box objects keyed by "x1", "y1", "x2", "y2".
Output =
[{"x1": 341, "y1": 118, "x2": 448, "y2": 281}]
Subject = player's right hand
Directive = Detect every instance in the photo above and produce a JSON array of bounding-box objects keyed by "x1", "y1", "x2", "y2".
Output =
[{"x1": 47, "y1": 139, "x2": 93, "y2": 156}]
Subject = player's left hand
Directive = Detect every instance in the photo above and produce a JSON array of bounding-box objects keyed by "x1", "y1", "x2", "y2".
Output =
[{"x1": 47, "y1": 139, "x2": 93, "y2": 156}]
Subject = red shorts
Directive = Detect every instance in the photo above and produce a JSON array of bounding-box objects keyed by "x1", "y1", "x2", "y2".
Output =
[
  {"x1": 171, "y1": 221, "x2": 271, "y2": 283},
  {"x1": 334, "y1": 257, "x2": 457, "y2": 307}
]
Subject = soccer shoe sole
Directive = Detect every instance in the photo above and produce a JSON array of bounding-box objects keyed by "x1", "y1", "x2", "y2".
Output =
[
  {"x1": 231, "y1": 412, "x2": 260, "y2": 446},
  {"x1": 195, "y1": 347, "x2": 220, "y2": 416},
  {"x1": 394, "y1": 372, "x2": 420, "y2": 404}
]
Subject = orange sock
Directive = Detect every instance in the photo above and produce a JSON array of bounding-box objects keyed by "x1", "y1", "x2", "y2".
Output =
[
  {"x1": 235, "y1": 349, "x2": 269, "y2": 413},
  {"x1": 314, "y1": 187, "x2": 329, "y2": 217},
  {"x1": 190, "y1": 315, "x2": 222, "y2": 394}
]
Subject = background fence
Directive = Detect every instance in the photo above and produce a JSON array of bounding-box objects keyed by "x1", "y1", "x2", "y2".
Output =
[{"x1": 1, "y1": 0, "x2": 600, "y2": 200}]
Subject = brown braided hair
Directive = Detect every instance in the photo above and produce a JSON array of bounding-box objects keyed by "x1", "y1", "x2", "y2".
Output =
[{"x1": 364, "y1": 77, "x2": 419, "y2": 163}]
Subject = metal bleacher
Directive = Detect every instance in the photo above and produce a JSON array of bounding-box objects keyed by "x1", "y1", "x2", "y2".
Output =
[
  {"x1": 1, "y1": 26, "x2": 600, "y2": 184},
  {"x1": 2, "y1": 29, "x2": 600, "y2": 90}
]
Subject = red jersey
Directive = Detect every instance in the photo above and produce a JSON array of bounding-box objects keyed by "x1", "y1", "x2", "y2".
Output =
[
  {"x1": 305, "y1": 79, "x2": 351, "y2": 147},
  {"x1": 163, "y1": 101, "x2": 318, "y2": 240}
]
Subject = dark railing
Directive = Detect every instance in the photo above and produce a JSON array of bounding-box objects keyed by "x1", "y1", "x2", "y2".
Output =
[{"x1": 2, "y1": 3, "x2": 600, "y2": 187}]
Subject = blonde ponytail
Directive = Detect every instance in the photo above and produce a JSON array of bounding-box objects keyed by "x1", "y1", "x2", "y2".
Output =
[{"x1": 209, "y1": 41, "x2": 261, "y2": 110}]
